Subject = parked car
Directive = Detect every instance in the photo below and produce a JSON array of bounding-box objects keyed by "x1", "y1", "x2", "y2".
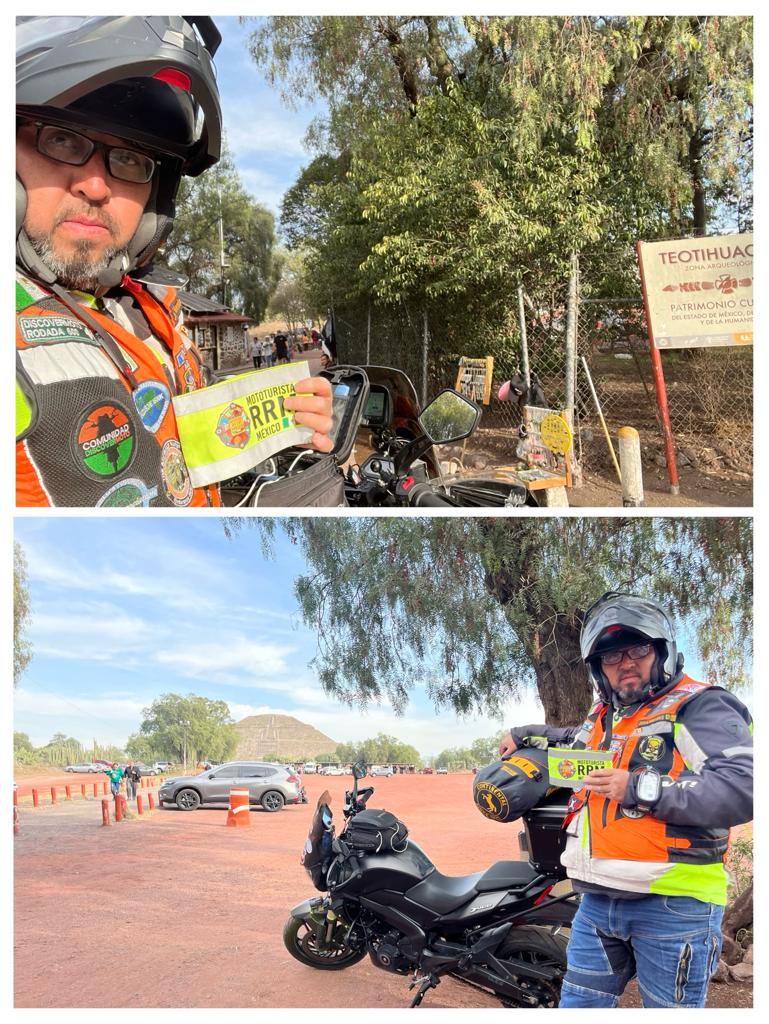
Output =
[
  {"x1": 437, "y1": 766, "x2": 448, "y2": 775},
  {"x1": 370, "y1": 765, "x2": 394, "y2": 777},
  {"x1": 323, "y1": 766, "x2": 347, "y2": 776},
  {"x1": 421, "y1": 767, "x2": 434, "y2": 775},
  {"x1": 153, "y1": 761, "x2": 174, "y2": 771},
  {"x1": 135, "y1": 763, "x2": 162, "y2": 776},
  {"x1": 64, "y1": 763, "x2": 101, "y2": 773},
  {"x1": 158, "y1": 761, "x2": 303, "y2": 812}
]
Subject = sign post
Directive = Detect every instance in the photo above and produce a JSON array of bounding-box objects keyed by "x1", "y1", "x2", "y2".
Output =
[{"x1": 636, "y1": 233, "x2": 753, "y2": 492}]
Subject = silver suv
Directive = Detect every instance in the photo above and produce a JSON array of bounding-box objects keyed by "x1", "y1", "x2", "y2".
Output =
[{"x1": 158, "y1": 761, "x2": 302, "y2": 812}]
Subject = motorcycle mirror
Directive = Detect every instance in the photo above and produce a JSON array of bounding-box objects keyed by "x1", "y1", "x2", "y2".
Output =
[
  {"x1": 418, "y1": 390, "x2": 481, "y2": 445},
  {"x1": 352, "y1": 762, "x2": 367, "y2": 780}
]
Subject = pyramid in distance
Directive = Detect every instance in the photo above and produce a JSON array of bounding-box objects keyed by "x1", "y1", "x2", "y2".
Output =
[{"x1": 234, "y1": 714, "x2": 337, "y2": 761}]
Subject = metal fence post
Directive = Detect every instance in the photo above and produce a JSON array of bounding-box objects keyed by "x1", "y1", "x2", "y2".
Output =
[
  {"x1": 565, "y1": 254, "x2": 582, "y2": 486},
  {"x1": 517, "y1": 285, "x2": 531, "y2": 390},
  {"x1": 366, "y1": 303, "x2": 371, "y2": 364},
  {"x1": 422, "y1": 308, "x2": 430, "y2": 409}
]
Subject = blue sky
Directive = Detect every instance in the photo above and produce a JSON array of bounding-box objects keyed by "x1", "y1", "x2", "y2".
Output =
[
  {"x1": 214, "y1": 16, "x2": 326, "y2": 220},
  {"x1": 12, "y1": 516, "x2": 545, "y2": 757}
]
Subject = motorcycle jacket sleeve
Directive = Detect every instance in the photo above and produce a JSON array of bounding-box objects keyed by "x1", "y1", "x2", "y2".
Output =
[
  {"x1": 623, "y1": 687, "x2": 753, "y2": 827},
  {"x1": 509, "y1": 723, "x2": 580, "y2": 750}
]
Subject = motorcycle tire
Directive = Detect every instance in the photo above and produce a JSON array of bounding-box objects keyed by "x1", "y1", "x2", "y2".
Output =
[
  {"x1": 283, "y1": 914, "x2": 366, "y2": 971},
  {"x1": 494, "y1": 925, "x2": 569, "y2": 1008}
]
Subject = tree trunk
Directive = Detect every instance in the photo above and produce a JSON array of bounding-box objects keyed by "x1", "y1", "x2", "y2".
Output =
[
  {"x1": 689, "y1": 126, "x2": 708, "y2": 235},
  {"x1": 529, "y1": 613, "x2": 593, "y2": 726},
  {"x1": 721, "y1": 878, "x2": 752, "y2": 963}
]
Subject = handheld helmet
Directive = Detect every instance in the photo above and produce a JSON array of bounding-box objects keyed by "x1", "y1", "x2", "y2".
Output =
[
  {"x1": 473, "y1": 747, "x2": 554, "y2": 823},
  {"x1": 16, "y1": 16, "x2": 222, "y2": 288},
  {"x1": 580, "y1": 591, "x2": 684, "y2": 703}
]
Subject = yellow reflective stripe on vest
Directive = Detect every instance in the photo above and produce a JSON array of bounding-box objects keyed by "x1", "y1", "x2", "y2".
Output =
[
  {"x1": 16, "y1": 378, "x2": 33, "y2": 437},
  {"x1": 172, "y1": 361, "x2": 313, "y2": 488}
]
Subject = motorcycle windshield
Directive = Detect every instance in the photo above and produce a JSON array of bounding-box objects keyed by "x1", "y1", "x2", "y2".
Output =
[{"x1": 301, "y1": 792, "x2": 335, "y2": 891}]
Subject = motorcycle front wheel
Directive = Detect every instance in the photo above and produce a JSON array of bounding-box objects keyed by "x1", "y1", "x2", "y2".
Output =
[
  {"x1": 495, "y1": 925, "x2": 569, "y2": 1008},
  {"x1": 283, "y1": 914, "x2": 366, "y2": 971}
]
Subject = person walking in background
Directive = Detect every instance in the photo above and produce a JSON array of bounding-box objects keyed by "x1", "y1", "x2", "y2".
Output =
[
  {"x1": 124, "y1": 761, "x2": 140, "y2": 799},
  {"x1": 262, "y1": 335, "x2": 274, "y2": 368},
  {"x1": 274, "y1": 331, "x2": 289, "y2": 364},
  {"x1": 104, "y1": 762, "x2": 124, "y2": 798},
  {"x1": 251, "y1": 334, "x2": 263, "y2": 369}
]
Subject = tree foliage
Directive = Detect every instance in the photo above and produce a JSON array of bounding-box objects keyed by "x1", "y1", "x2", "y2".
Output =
[
  {"x1": 165, "y1": 145, "x2": 280, "y2": 320},
  {"x1": 137, "y1": 693, "x2": 238, "y2": 768},
  {"x1": 226, "y1": 518, "x2": 751, "y2": 727},
  {"x1": 335, "y1": 733, "x2": 422, "y2": 766},
  {"x1": 14, "y1": 542, "x2": 33, "y2": 687},
  {"x1": 247, "y1": 15, "x2": 752, "y2": 354}
]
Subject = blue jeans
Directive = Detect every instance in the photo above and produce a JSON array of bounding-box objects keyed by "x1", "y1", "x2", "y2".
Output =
[{"x1": 559, "y1": 892, "x2": 723, "y2": 1008}]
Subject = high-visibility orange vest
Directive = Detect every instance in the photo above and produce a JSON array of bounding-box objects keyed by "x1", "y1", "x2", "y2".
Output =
[
  {"x1": 562, "y1": 675, "x2": 730, "y2": 904},
  {"x1": 16, "y1": 271, "x2": 220, "y2": 507}
]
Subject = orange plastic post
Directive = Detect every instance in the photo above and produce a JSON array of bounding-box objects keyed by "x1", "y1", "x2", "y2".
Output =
[
  {"x1": 65, "y1": 785, "x2": 72, "y2": 800},
  {"x1": 81, "y1": 784, "x2": 86, "y2": 799},
  {"x1": 148, "y1": 793, "x2": 155, "y2": 810},
  {"x1": 226, "y1": 788, "x2": 250, "y2": 828},
  {"x1": 50, "y1": 786, "x2": 57, "y2": 804},
  {"x1": 32, "y1": 789, "x2": 39, "y2": 808},
  {"x1": 13, "y1": 788, "x2": 18, "y2": 807},
  {"x1": 101, "y1": 799, "x2": 111, "y2": 826},
  {"x1": 114, "y1": 795, "x2": 123, "y2": 822},
  {"x1": 102, "y1": 782, "x2": 107, "y2": 795},
  {"x1": 14, "y1": 807, "x2": 20, "y2": 835},
  {"x1": 93, "y1": 783, "x2": 98, "y2": 798},
  {"x1": 137, "y1": 795, "x2": 143, "y2": 816}
]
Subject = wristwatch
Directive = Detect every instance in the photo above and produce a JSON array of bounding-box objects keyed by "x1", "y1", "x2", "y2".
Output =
[{"x1": 635, "y1": 767, "x2": 662, "y2": 812}]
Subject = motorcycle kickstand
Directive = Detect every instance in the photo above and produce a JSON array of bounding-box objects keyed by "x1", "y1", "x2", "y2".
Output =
[{"x1": 408, "y1": 973, "x2": 439, "y2": 1008}]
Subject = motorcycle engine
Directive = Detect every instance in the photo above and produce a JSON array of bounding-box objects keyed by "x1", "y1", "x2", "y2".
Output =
[{"x1": 370, "y1": 931, "x2": 413, "y2": 974}]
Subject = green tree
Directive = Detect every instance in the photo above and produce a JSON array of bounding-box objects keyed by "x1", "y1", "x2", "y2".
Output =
[
  {"x1": 14, "y1": 542, "x2": 33, "y2": 686},
  {"x1": 165, "y1": 146, "x2": 279, "y2": 320},
  {"x1": 14, "y1": 732, "x2": 38, "y2": 766},
  {"x1": 138, "y1": 693, "x2": 238, "y2": 769},
  {"x1": 226, "y1": 518, "x2": 751, "y2": 727},
  {"x1": 124, "y1": 733, "x2": 163, "y2": 763},
  {"x1": 38, "y1": 733, "x2": 87, "y2": 767}
]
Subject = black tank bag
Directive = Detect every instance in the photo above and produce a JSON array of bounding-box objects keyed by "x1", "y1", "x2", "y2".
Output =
[{"x1": 344, "y1": 808, "x2": 408, "y2": 854}]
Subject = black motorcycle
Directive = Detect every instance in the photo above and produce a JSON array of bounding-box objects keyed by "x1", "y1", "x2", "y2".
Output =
[{"x1": 283, "y1": 764, "x2": 577, "y2": 1008}]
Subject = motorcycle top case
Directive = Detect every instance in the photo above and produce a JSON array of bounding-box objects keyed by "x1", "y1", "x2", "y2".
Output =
[{"x1": 342, "y1": 808, "x2": 409, "y2": 854}]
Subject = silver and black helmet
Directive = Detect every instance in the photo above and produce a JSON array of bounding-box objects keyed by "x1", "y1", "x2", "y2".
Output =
[
  {"x1": 581, "y1": 591, "x2": 683, "y2": 701},
  {"x1": 16, "y1": 16, "x2": 222, "y2": 286}
]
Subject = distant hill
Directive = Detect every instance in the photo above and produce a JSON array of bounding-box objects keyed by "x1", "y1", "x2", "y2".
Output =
[{"x1": 234, "y1": 714, "x2": 337, "y2": 761}]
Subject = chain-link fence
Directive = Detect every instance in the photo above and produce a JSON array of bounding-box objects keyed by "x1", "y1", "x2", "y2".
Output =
[{"x1": 336, "y1": 254, "x2": 753, "y2": 483}]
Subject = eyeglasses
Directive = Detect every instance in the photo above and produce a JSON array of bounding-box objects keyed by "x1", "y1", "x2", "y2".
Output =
[
  {"x1": 24, "y1": 122, "x2": 156, "y2": 184},
  {"x1": 600, "y1": 642, "x2": 652, "y2": 667}
]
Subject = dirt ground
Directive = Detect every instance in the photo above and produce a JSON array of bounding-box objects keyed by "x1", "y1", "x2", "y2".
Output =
[{"x1": 14, "y1": 771, "x2": 752, "y2": 1009}]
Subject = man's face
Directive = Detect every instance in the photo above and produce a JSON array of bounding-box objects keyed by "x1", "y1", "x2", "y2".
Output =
[
  {"x1": 600, "y1": 643, "x2": 656, "y2": 704},
  {"x1": 17, "y1": 122, "x2": 152, "y2": 290}
]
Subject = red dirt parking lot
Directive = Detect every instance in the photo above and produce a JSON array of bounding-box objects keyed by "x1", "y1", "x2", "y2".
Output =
[{"x1": 14, "y1": 770, "x2": 750, "y2": 1008}]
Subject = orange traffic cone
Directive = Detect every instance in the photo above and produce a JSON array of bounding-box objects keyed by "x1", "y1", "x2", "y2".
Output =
[{"x1": 226, "y1": 788, "x2": 250, "y2": 828}]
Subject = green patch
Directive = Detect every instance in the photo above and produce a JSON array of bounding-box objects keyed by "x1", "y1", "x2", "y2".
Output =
[{"x1": 18, "y1": 315, "x2": 97, "y2": 346}]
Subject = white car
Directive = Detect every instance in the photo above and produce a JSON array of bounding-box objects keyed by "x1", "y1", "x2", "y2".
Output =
[
  {"x1": 323, "y1": 766, "x2": 347, "y2": 776},
  {"x1": 437, "y1": 767, "x2": 448, "y2": 774},
  {"x1": 370, "y1": 765, "x2": 394, "y2": 777}
]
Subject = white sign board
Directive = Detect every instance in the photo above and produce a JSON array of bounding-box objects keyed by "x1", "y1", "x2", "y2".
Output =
[{"x1": 637, "y1": 233, "x2": 753, "y2": 349}]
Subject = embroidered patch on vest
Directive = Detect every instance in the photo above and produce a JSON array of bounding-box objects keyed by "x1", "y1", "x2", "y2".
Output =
[
  {"x1": 96, "y1": 478, "x2": 159, "y2": 507},
  {"x1": 638, "y1": 735, "x2": 666, "y2": 762},
  {"x1": 133, "y1": 380, "x2": 171, "y2": 434},
  {"x1": 160, "y1": 438, "x2": 193, "y2": 506},
  {"x1": 73, "y1": 402, "x2": 136, "y2": 479},
  {"x1": 18, "y1": 314, "x2": 97, "y2": 346}
]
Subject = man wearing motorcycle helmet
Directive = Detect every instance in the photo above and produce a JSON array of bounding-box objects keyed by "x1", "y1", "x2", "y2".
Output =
[
  {"x1": 499, "y1": 591, "x2": 752, "y2": 1008},
  {"x1": 16, "y1": 16, "x2": 332, "y2": 507}
]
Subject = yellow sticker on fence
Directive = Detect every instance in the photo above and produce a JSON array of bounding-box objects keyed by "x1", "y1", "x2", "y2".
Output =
[
  {"x1": 539, "y1": 414, "x2": 573, "y2": 455},
  {"x1": 547, "y1": 747, "x2": 613, "y2": 788},
  {"x1": 172, "y1": 361, "x2": 313, "y2": 487}
]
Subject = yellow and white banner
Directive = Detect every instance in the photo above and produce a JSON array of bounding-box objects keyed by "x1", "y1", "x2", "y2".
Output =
[
  {"x1": 547, "y1": 747, "x2": 614, "y2": 788},
  {"x1": 172, "y1": 361, "x2": 313, "y2": 487},
  {"x1": 637, "y1": 233, "x2": 753, "y2": 349}
]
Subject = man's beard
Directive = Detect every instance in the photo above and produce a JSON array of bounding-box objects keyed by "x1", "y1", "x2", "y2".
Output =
[
  {"x1": 27, "y1": 231, "x2": 129, "y2": 292},
  {"x1": 613, "y1": 677, "x2": 650, "y2": 705}
]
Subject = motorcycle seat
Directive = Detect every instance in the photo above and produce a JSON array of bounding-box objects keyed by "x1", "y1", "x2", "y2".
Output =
[{"x1": 406, "y1": 859, "x2": 540, "y2": 916}]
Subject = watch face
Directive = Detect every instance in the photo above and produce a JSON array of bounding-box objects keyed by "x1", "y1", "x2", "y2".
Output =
[{"x1": 637, "y1": 770, "x2": 661, "y2": 803}]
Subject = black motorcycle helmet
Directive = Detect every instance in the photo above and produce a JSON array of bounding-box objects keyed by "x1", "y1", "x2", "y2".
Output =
[
  {"x1": 16, "y1": 16, "x2": 222, "y2": 288},
  {"x1": 580, "y1": 591, "x2": 684, "y2": 704},
  {"x1": 473, "y1": 747, "x2": 553, "y2": 823}
]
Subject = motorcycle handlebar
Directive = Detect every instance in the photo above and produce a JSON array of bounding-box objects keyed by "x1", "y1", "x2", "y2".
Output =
[{"x1": 405, "y1": 482, "x2": 455, "y2": 507}]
